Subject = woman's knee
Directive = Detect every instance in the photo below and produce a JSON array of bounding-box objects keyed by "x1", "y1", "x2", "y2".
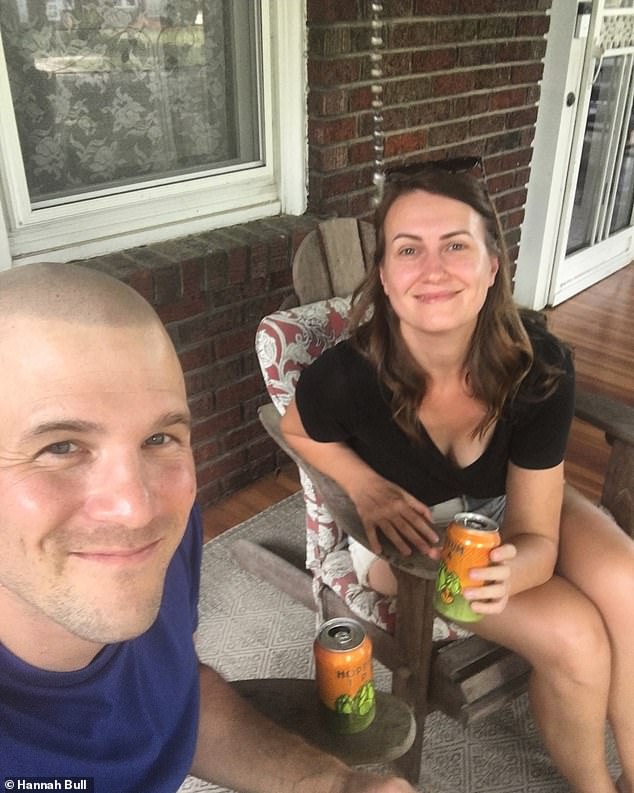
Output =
[{"x1": 535, "y1": 605, "x2": 611, "y2": 686}]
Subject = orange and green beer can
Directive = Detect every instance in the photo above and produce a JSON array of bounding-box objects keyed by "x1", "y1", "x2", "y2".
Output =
[
  {"x1": 314, "y1": 617, "x2": 376, "y2": 734},
  {"x1": 434, "y1": 511, "x2": 501, "y2": 623}
]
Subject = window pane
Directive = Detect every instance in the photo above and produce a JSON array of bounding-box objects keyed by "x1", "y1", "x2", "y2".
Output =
[
  {"x1": 0, "y1": 0, "x2": 262, "y2": 207},
  {"x1": 610, "y1": 102, "x2": 634, "y2": 235},
  {"x1": 566, "y1": 56, "x2": 624, "y2": 254}
]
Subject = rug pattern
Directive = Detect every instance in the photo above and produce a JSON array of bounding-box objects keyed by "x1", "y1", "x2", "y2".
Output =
[{"x1": 179, "y1": 493, "x2": 620, "y2": 793}]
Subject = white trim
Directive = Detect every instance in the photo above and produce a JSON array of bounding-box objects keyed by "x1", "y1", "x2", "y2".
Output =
[
  {"x1": 514, "y1": 3, "x2": 584, "y2": 309},
  {"x1": 0, "y1": 200, "x2": 11, "y2": 271},
  {"x1": 0, "y1": 0, "x2": 307, "y2": 266},
  {"x1": 273, "y1": 0, "x2": 308, "y2": 216},
  {"x1": 548, "y1": 227, "x2": 634, "y2": 305}
]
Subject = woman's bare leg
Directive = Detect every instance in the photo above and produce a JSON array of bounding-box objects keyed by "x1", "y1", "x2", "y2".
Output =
[
  {"x1": 558, "y1": 486, "x2": 634, "y2": 792},
  {"x1": 367, "y1": 557, "x2": 397, "y2": 596},
  {"x1": 470, "y1": 575, "x2": 615, "y2": 793},
  {"x1": 366, "y1": 486, "x2": 633, "y2": 790}
]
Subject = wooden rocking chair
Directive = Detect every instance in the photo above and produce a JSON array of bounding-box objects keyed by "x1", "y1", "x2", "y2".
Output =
[{"x1": 235, "y1": 219, "x2": 634, "y2": 783}]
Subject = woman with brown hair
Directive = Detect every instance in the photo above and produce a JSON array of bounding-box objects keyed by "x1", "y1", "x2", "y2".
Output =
[{"x1": 280, "y1": 162, "x2": 633, "y2": 793}]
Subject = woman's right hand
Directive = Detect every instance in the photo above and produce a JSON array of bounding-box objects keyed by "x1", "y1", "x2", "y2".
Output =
[
  {"x1": 348, "y1": 472, "x2": 439, "y2": 558},
  {"x1": 280, "y1": 400, "x2": 439, "y2": 558}
]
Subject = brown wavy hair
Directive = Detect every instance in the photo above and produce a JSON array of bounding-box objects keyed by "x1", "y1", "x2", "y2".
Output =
[{"x1": 349, "y1": 168, "x2": 562, "y2": 443}]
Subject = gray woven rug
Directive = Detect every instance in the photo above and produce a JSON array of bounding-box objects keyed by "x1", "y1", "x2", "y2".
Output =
[{"x1": 179, "y1": 492, "x2": 620, "y2": 793}]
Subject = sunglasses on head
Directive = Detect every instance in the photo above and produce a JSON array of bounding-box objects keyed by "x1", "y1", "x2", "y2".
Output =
[{"x1": 385, "y1": 155, "x2": 485, "y2": 181}]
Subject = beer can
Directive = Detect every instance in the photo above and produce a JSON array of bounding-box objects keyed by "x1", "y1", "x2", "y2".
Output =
[
  {"x1": 433, "y1": 511, "x2": 501, "y2": 623},
  {"x1": 314, "y1": 617, "x2": 376, "y2": 734}
]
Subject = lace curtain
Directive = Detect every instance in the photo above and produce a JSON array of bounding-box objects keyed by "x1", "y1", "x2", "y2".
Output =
[{"x1": 1, "y1": 1, "x2": 253, "y2": 204}]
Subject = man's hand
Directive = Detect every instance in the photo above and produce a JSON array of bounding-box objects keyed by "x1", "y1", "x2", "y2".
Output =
[
  {"x1": 348, "y1": 472, "x2": 439, "y2": 558},
  {"x1": 193, "y1": 664, "x2": 419, "y2": 793}
]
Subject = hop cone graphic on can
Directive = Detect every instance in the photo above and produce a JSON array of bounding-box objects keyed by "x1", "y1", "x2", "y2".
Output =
[{"x1": 434, "y1": 512, "x2": 500, "y2": 623}]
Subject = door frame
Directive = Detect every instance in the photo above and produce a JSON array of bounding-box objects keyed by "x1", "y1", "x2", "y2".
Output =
[{"x1": 514, "y1": 0, "x2": 623, "y2": 309}]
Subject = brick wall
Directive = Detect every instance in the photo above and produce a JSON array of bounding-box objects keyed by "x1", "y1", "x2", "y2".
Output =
[
  {"x1": 306, "y1": 0, "x2": 552, "y2": 266},
  {"x1": 76, "y1": 0, "x2": 553, "y2": 510},
  {"x1": 84, "y1": 214, "x2": 319, "y2": 509}
]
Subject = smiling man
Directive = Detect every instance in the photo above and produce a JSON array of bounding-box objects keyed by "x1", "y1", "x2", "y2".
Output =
[{"x1": 0, "y1": 263, "x2": 415, "y2": 793}]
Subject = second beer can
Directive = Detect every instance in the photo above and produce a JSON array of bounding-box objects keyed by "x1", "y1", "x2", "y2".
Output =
[
  {"x1": 314, "y1": 617, "x2": 376, "y2": 734},
  {"x1": 433, "y1": 511, "x2": 501, "y2": 623}
]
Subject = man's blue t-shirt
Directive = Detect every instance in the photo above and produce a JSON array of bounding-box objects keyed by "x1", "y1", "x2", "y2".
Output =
[{"x1": 0, "y1": 505, "x2": 203, "y2": 793}]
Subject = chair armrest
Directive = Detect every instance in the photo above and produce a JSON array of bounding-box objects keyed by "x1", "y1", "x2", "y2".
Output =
[
  {"x1": 574, "y1": 389, "x2": 634, "y2": 446},
  {"x1": 258, "y1": 403, "x2": 438, "y2": 580}
]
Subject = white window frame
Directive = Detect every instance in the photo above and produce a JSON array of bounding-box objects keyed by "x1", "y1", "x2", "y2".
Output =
[{"x1": 0, "y1": 0, "x2": 307, "y2": 268}]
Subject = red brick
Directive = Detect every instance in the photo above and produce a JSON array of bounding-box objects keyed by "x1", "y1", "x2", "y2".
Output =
[
  {"x1": 196, "y1": 449, "x2": 248, "y2": 487},
  {"x1": 448, "y1": 0, "x2": 500, "y2": 11},
  {"x1": 384, "y1": 76, "x2": 432, "y2": 105},
  {"x1": 309, "y1": 87, "x2": 349, "y2": 116},
  {"x1": 188, "y1": 394, "x2": 214, "y2": 424},
  {"x1": 495, "y1": 40, "x2": 537, "y2": 63},
  {"x1": 178, "y1": 341, "x2": 214, "y2": 373},
  {"x1": 494, "y1": 187, "x2": 528, "y2": 213},
  {"x1": 307, "y1": 0, "x2": 358, "y2": 23},
  {"x1": 389, "y1": 21, "x2": 435, "y2": 49},
  {"x1": 309, "y1": 146, "x2": 343, "y2": 172},
  {"x1": 215, "y1": 374, "x2": 263, "y2": 411},
  {"x1": 193, "y1": 439, "x2": 222, "y2": 466},
  {"x1": 153, "y1": 264, "x2": 182, "y2": 306},
  {"x1": 349, "y1": 139, "x2": 374, "y2": 165},
  {"x1": 505, "y1": 209, "x2": 526, "y2": 230},
  {"x1": 308, "y1": 26, "x2": 352, "y2": 57},
  {"x1": 385, "y1": 129, "x2": 428, "y2": 158},
  {"x1": 320, "y1": 170, "x2": 360, "y2": 196},
  {"x1": 434, "y1": 19, "x2": 479, "y2": 43},
  {"x1": 427, "y1": 120, "x2": 470, "y2": 147},
  {"x1": 470, "y1": 113, "x2": 506, "y2": 137},
  {"x1": 412, "y1": 46, "x2": 457, "y2": 73},
  {"x1": 489, "y1": 87, "x2": 528, "y2": 111},
  {"x1": 413, "y1": 0, "x2": 458, "y2": 13},
  {"x1": 511, "y1": 62, "x2": 545, "y2": 85},
  {"x1": 456, "y1": 43, "x2": 496, "y2": 68},
  {"x1": 431, "y1": 71, "x2": 475, "y2": 97},
  {"x1": 349, "y1": 85, "x2": 374, "y2": 113},
  {"x1": 516, "y1": 14, "x2": 550, "y2": 37},
  {"x1": 309, "y1": 117, "x2": 358, "y2": 145},
  {"x1": 407, "y1": 98, "x2": 452, "y2": 127},
  {"x1": 224, "y1": 419, "x2": 267, "y2": 451},
  {"x1": 348, "y1": 191, "x2": 374, "y2": 218},
  {"x1": 506, "y1": 106, "x2": 539, "y2": 130},
  {"x1": 358, "y1": 106, "x2": 410, "y2": 137},
  {"x1": 227, "y1": 247, "x2": 248, "y2": 285},
  {"x1": 125, "y1": 268, "x2": 153, "y2": 302},
  {"x1": 473, "y1": 66, "x2": 513, "y2": 90},
  {"x1": 383, "y1": 0, "x2": 415, "y2": 15},
  {"x1": 214, "y1": 327, "x2": 258, "y2": 359},
  {"x1": 196, "y1": 482, "x2": 225, "y2": 511},
  {"x1": 486, "y1": 171, "x2": 516, "y2": 195},
  {"x1": 469, "y1": 94, "x2": 490, "y2": 116},
  {"x1": 514, "y1": 167, "x2": 532, "y2": 188},
  {"x1": 478, "y1": 17, "x2": 517, "y2": 40},
  {"x1": 308, "y1": 57, "x2": 362, "y2": 87}
]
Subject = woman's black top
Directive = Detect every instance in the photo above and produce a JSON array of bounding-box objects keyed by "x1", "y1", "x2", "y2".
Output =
[{"x1": 295, "y1": 324, "x2": 575, "y2": 506}]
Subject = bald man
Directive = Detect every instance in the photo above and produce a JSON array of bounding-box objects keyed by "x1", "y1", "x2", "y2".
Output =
[{"x1": 0, "y1": 263, "x2": 415, "y2": 793}]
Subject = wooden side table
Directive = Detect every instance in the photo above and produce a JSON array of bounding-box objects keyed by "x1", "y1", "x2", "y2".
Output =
[{"x1": 231, "y1": 678, "x2": 416, "y2": 766}]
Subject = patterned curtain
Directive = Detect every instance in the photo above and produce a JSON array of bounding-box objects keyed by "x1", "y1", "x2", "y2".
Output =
[{"x1": 1, "y1": 0, "x2": 253, "y2": 203}]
